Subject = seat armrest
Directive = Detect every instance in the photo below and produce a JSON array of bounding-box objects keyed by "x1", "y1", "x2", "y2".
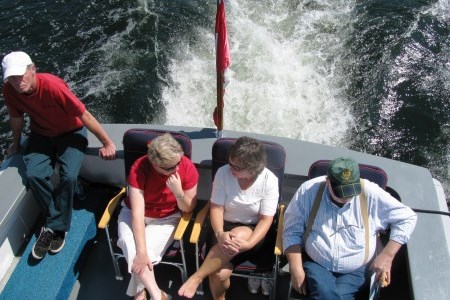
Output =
[
  {"x1": 274, "y1": 204, "x2": 285, "y2": 255},
  {"x1": 98, "y1": 187, "x2": 127, "y2": 229},
  {"x1": 173, "y1": 211, "x2": 194, "y2": 240},
  {"x1": 189, "y1": 201, "x2": 210, "y2": 244}
]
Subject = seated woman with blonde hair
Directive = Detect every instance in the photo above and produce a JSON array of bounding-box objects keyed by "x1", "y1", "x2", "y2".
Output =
[
  {"x1": 117, "y1": 133, "x2": 199, "y2": 300},
  {"x1": 178, "y1": 136, "x2": 279, "y2": 299}
]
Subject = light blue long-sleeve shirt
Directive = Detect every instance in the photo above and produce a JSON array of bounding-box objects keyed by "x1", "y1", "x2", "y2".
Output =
[{"x1": 283, "y1": 176, "x2": 417, "y2": 273}]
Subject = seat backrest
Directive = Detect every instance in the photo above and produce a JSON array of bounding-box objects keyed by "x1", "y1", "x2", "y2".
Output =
[
  {"x1": 123, "y1": 128, "x2": 192, "y2": 177},
  {"x1": 308, "y1": 159, "x2": 388, "y2": 189},
  {"x1": 211, "y1": 138, "x2": 286, "y2": 197}
]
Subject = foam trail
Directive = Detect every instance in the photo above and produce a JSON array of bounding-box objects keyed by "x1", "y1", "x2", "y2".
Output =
[{"x1": 164, "y1": 0, "x2": 356, "y2": 146}]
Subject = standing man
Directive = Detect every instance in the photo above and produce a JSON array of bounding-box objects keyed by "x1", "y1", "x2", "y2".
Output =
[
  {"x1": 283, "y1": 157, "x2": 417, "y2": 299},
  {"x1": 2, "y1": 51, "x2": 117, "y2": 260}
]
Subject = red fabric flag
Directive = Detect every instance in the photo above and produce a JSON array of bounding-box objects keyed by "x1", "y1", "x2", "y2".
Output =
[{"x1": 215, "y1": 0, "x2": 230, "y2": 73}]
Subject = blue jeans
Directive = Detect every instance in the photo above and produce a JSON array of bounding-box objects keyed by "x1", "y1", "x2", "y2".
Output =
[
  {"x1": 23, "y1": 127, "x2": 88, "y2": 232},
  {"x1": 303, "y1": 258, "x2": 368, "y2": 300}
]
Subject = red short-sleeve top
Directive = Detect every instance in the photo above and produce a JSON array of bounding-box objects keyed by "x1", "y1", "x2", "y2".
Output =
[
  {"x1": 3, "y1": 73, "x2": 85, "y2": 137},
  {"x1": 124, "y1": 155, "x2": 199, "y2": 218}
]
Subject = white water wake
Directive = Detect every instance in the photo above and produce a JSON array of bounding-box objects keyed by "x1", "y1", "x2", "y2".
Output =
[{"x1": 163, "y1": 0, "x2": 356, "y2": 147}]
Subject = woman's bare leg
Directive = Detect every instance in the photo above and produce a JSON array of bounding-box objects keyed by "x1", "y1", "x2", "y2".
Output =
[
  {"x1": 134, "y1": 288, "x2": 147, "y2": 300},
  {"x1": 178, "y1": 226, "x2": 253, "y2": 298},
  {"x1": 139, "y1": 268, "x2": 164, "y2": 300},
  {"x1": 209, "y1": 268, "x2": 232, "y2": 300},
  {"x1": 178, "y1": 243, "x2": 233, "y2": 298}
]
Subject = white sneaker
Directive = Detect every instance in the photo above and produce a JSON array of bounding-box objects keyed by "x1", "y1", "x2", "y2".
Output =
[
  {"x1": 261, "y1": 278, "x2": 273, "y2": 296},
  {"x1": 248, "y1": 277, "x2": 261, "y2": 294}
]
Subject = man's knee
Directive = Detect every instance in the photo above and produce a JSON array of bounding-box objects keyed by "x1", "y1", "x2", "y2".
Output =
[
  {"x1": 26, "y1": 169, "x2": 51, "y2": 184},
  {"x1": 25, "y1": 157, "x2": 53, "y2": 179},
  {"x1": 58, "y1": 160, "x2": 83, "y2": 183}
]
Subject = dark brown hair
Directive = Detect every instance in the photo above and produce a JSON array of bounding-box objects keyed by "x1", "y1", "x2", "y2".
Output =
[{"x1": 228, "y1": 136, "x2": 266, "y2": 176}]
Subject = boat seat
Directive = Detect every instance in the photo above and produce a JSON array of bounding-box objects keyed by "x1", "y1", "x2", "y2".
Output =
[
  {"x1": 97, "y1": 128, "x2": 194, "y2": 283},
  {"x1": 189, "y1": 137, "x2": 286, "y2": 300}
]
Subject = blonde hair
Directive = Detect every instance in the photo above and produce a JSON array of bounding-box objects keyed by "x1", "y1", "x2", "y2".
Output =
[{"x1": 147, "y1": 133, "x2": 184, "y2": 165}]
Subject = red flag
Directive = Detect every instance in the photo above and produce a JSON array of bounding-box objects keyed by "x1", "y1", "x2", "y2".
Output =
[
  {"x1": 214, "y1": 0, "x2": 230, "y2": 129},
  {"x1": 215, "y1": 0, "x2": 230, "y2": 73}
]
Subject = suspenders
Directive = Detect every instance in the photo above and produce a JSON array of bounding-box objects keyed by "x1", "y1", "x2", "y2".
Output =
[
  {"x1": 360, "y1": 180, "x2": 370, "y2": 264},
  {"x1": 303, "y1": 182, "x2": 326, "y2": 244},
  {"x1": 303, "y1": 180, "x2": 370, "y2": 264}
]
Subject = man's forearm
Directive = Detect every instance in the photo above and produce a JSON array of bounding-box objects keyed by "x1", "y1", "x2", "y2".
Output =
[
  {"x1": 10, "y1": 117, "x2": 24, "y2": 147},
  {"x1": 380, "y1": 240, "x2": 402, "y2": 261},
  {"x1": 285, "y1": 244, "x2": 304, "y2": 271},
  {"x1": 80, "y1": 110, "x2": 113, "y2": 147}
]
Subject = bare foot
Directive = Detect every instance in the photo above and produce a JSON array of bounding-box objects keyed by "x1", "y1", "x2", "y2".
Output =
[
  {"x1": 178, "y1": 276, "x2": 202, "y2": 298},
  {"x1": 161, "y1": 290, "x2": 171, "y2": 300},
  {"x1": 134, "y1": 289, "x2": 147, "y2": 300}
]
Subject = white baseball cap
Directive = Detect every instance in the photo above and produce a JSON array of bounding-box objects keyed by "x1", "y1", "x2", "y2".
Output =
[{"x1": 2, "y1": 51, "x2": 33, "y2": 82}]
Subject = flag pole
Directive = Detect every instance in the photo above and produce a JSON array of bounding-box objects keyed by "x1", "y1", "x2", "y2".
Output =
[
  {"x1": 217, "y1": 70, "x2": 224, "y2": 138},
  {"x1": 215, "y1": 0, "x2": 230, "y2": 139}
]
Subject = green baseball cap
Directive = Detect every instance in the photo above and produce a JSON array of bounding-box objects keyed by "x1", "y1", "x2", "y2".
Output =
[{"x1": 327, "y1": 157, "x2": 361, "y2": 198}]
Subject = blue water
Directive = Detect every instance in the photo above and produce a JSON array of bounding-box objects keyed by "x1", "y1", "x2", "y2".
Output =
[{"x1": 1, "y1": 0, "x2": 449, "y2": 196}]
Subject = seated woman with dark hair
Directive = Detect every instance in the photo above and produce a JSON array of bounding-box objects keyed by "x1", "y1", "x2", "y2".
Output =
[
  {"x1": 117, "y1": 133, "x2": 199, "y2": 300},
  {"x1": 178, "y1": 136, "x2": 279, "y2": 299}
]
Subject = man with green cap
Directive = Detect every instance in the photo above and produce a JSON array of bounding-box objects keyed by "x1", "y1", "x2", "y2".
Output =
[{"x1": 283, "y1": 157, "x2": 417, "y2": 299}]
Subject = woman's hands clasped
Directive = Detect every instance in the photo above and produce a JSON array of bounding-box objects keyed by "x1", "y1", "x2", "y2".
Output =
[{"x1": 216, "y1": 231, "x2": 252, "y2": 256}]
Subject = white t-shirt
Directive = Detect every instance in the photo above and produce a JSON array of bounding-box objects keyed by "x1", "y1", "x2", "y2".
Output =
[{"x1": 211, "y1": 165, "x2": 279, "y2": 224}]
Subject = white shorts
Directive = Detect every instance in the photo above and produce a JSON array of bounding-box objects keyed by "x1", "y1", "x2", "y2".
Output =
[{"x1": 117, "y1": 204, "x2": 180, "y2": 295}]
